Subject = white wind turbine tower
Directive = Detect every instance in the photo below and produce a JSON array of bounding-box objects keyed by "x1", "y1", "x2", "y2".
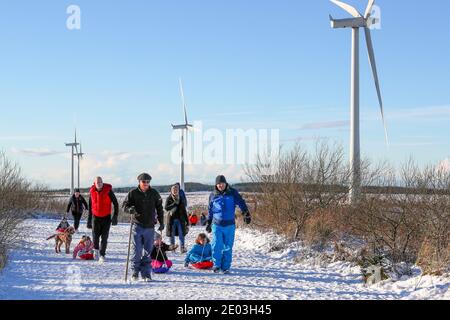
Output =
[
  {"x1": 65, "y1": 129, "x2": 80, "y2": 195},
  {"x1": 329, "y1": 0, "x2": 388, "y2": 204},
  {"x1": 75, "y1": 141, "x2": 84, "y2": 190},
  {"x1": 172, "y1": 78, "x2": 194, "y2": 191}
]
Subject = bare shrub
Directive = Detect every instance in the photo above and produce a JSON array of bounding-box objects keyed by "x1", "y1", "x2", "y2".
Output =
[
  {"x1": 415, "y1": 165, "x2": 450, "y2": 275},
  {"x1": 247, "y1": 142, "x2": 450, "y2": 277},
  {"x1": 347, "y1": 160, "x2": 426, "y2": 268},
  {"x1": 304, "y1": 208, "x2": 341, "y2": 250},
  {"x1": 245, "y1": 141, "x2": 350, "y2": 240},
  {"x1": 0, "y1": 151, "x2": 42, "y2": 269}
]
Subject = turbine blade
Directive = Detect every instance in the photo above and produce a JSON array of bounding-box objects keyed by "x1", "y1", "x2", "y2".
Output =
[
  {"x1": 74, "y1": 130, "x2": 79, "y2": 154},
  {"x1": 179, "y1": 78, "x2": 189, "y2": 125},
  {"x1": 365, "y1": 27, "x2": 389, "y2": 146},
  {"x1": 187, "y1": 125, "x2": 200, "y2": 133},
  {"x1": 365, "y1": 0, "x2": 375, "y2": 19},
  {"x1": 330, "y1": 0, "x2": 362, "y2": 18}
]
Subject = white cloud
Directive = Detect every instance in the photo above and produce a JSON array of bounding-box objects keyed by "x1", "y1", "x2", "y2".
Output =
[
  {"x1": 11, "y1": 147, "x2": 66, "y2": 157},
  {"x1": 382, "y1": 105, "x2": 450, "y2": 121},
  {"x1": 0, "y1": 135, "x2": 51, "y2": 141},
  {"x1": 300, "y1": 120, "x2": 349, "y2": 130}
]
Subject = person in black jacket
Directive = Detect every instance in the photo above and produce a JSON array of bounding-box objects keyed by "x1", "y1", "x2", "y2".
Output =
[
  {"x1": 66, "y1": 189, "x2": 88, "y2": 232},
  {"x1": 122, "y1": 173, "x2": 164, "y2": 282},
  {"x1": 165, "y1": 183, "x2": 189, "y2": 253}
]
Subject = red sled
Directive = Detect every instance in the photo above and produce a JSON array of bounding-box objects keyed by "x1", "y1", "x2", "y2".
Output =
[
  {"x1": 79, "y1": 253, "x2": 94, "y2": 260},
  {"x1": 192, "y1": 261, "x2": 214, "y2": 270}
]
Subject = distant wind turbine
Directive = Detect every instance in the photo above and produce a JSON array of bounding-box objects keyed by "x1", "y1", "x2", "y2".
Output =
[
  {"x1": 75, "y1": 141, "x2": 84, "y2": 190},
  {"x1": 329, "y1": 0, "x2": 388, "y2": 204},
  {"x1": 171, "y1": 78, "x2": 194, "y2": 191},
  {"x1": 65, "y1": 129, "x2": 79, "y2": 195}
]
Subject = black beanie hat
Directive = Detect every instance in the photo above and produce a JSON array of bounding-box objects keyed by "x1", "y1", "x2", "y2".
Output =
[{"x1": 215, "y1": 175, "x2": 227, "y2": 185}]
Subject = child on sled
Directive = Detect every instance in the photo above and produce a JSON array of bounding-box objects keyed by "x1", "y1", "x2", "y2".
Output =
[
  {"x1": 184, "y1": 233, "x2": 213, "y2": 269},
  {"x1": 151, "y1": 233, "x2": 178, "y2": 273},
  {"x1": 73, "y1": 235, "x2": 95, "y2": 260}
]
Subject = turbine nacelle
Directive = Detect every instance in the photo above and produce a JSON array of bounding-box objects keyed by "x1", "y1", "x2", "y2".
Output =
[
  {"x1": 172, "y1": 124, "x2": 193, "y2": 130},
  {"x1": 329, "y1": 15, "x2": 379, "y2": 29},
  {"x1": 329, "y1": 15, "x2": 366, "y2": 29}
]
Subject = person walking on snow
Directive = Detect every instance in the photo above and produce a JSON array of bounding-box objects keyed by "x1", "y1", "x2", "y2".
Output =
[
  {"x1": 206, "y1": 175, "x2": 251, "y2": 274},
  {"x1": 87, "y1": 177, "x2": 119, "y2": 263},
  {"x1": 175, "y1": 182, "x2": 188, "y2": 208},
  {"x1": 165, "y1": 183, "x2": 189, "y2": 253},
  {"x1": 66, "y1": 188, "x2": 88, "y2": 232},
  {"x1": 122, "y1": 173, "x2": 164, "y2": 282}
]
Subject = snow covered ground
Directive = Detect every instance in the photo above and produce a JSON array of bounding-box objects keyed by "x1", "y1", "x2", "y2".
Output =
[{"x1": 0, "y1": 215, "x2": 449, "y2": 300}]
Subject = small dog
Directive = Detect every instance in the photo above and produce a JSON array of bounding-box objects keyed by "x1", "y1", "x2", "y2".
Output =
[{"x1": 47, "y1": 226, "x2": 76, "y2": 254}]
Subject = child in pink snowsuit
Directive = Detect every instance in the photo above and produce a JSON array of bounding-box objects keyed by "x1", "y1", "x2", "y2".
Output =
[
  {"x1": 150, "y1": 233, "x2": 177, "y2": 271},
  {"x1": 73, "y1": 235, "x2": 95, "y2": 260}
]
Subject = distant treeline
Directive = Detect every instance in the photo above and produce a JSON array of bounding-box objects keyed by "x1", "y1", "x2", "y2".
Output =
[{"x1": 46, "y1": 182, "x2": 450, "y2": 195}]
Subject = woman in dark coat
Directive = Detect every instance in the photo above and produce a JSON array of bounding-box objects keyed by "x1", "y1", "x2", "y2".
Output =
[
  {"x1": 66, "y1": 188, "x2": 88, "y2": 232},
  {"x1": 165, "y1": 184, "x2": 189, "y2": 253}
]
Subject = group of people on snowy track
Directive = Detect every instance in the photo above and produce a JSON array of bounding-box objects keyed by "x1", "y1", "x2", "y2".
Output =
[{"x1": 63, "y1": 173, "x2": 251, "y2": 282}]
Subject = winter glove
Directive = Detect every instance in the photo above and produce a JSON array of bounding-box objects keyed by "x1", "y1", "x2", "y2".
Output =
[
  {"x1": 87, "y1": 219, "x2": 92, "y2": 229},
  {"x1": 158, "y1": 223, "x2": 165, "y2": 232},
  {"x1": 111, "y1": 215, "x2": 118, "y2": 226},
  {"x1": 185, "y1": 226, "x2": 189, "y2": 234},
  {"x1": 184, "y1": 262, "x2": 189, "y2": 268},
  {"x1": 243, "y1": 211, "x2": 252, "y2": 225},
  {"x1": 205, "y1": 221, "x2": 212, "y2": 233}
]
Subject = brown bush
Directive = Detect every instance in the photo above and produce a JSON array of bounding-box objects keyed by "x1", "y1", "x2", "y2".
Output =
[
  {"x1": 417, "y1": 238, "x2": 450, "y2": 275},
  {"x1": 246, "y1": 143, "x2": 450, "y2": 275},
  {"x1": 245, "y1": 141, "x2": 350, "y2": 240},
  {"x1": 0, "y1": 151, "x2": 42, "y2": 269},
  {"x1": 346, "y1": 160, "x2": 427, "y2": 266},
  {"x1": 304, "y1": 208, "x2": 341, "y2": 250}
]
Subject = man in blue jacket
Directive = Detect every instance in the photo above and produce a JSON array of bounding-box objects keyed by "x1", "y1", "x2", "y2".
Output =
[{"x1": 206, "y1": 175, "x2": 251, "y2": 274}]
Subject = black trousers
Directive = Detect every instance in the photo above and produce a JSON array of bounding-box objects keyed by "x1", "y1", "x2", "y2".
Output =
[
  {"x1": 72, "y1": 211, "x2": 82, "y2": 230},
  {"x1": 92, "y1": 215, "x2": 111, "y2": 257}
]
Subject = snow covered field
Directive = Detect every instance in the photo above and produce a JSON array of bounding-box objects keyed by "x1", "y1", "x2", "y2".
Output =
[
  {"x1": 0, "y1": 220, "x2": 448, "y2": 300},
  {"x1": 0, "y1": 204, "x2": 449, "y2": 300}
]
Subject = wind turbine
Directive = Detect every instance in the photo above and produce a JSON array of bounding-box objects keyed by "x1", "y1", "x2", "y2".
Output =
[
  {"x1": 172, "y1": 78, "x2": 194, "y2": 191},
  {"x1": 65, "y1": 129, "x2": 79, "y2": 195},
  {"x1": 329, "y1": 0, "x2": 388, "y2": 204},
  {"x1": 75, "y1": 142, "x2": 84, "y2": 190}
]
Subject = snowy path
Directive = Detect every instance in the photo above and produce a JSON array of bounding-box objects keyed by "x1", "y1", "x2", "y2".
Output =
[{"x1": 0, "y1": 218, "x2": 448, "y2": 300}]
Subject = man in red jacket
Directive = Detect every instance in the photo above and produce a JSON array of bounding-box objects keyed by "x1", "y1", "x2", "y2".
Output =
[{"x1": 87, "y1": 176, "x2": 119, "y2": 263}]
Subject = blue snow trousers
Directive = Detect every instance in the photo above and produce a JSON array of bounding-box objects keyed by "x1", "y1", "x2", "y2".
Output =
[{"x1": 211, "y1": 224, "x2": 236, "y2": 271}]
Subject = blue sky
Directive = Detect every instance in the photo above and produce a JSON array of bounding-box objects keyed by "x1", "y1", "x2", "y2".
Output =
[{"x1": 0, "y1": 0, "x2": 449, "y2": 188}]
